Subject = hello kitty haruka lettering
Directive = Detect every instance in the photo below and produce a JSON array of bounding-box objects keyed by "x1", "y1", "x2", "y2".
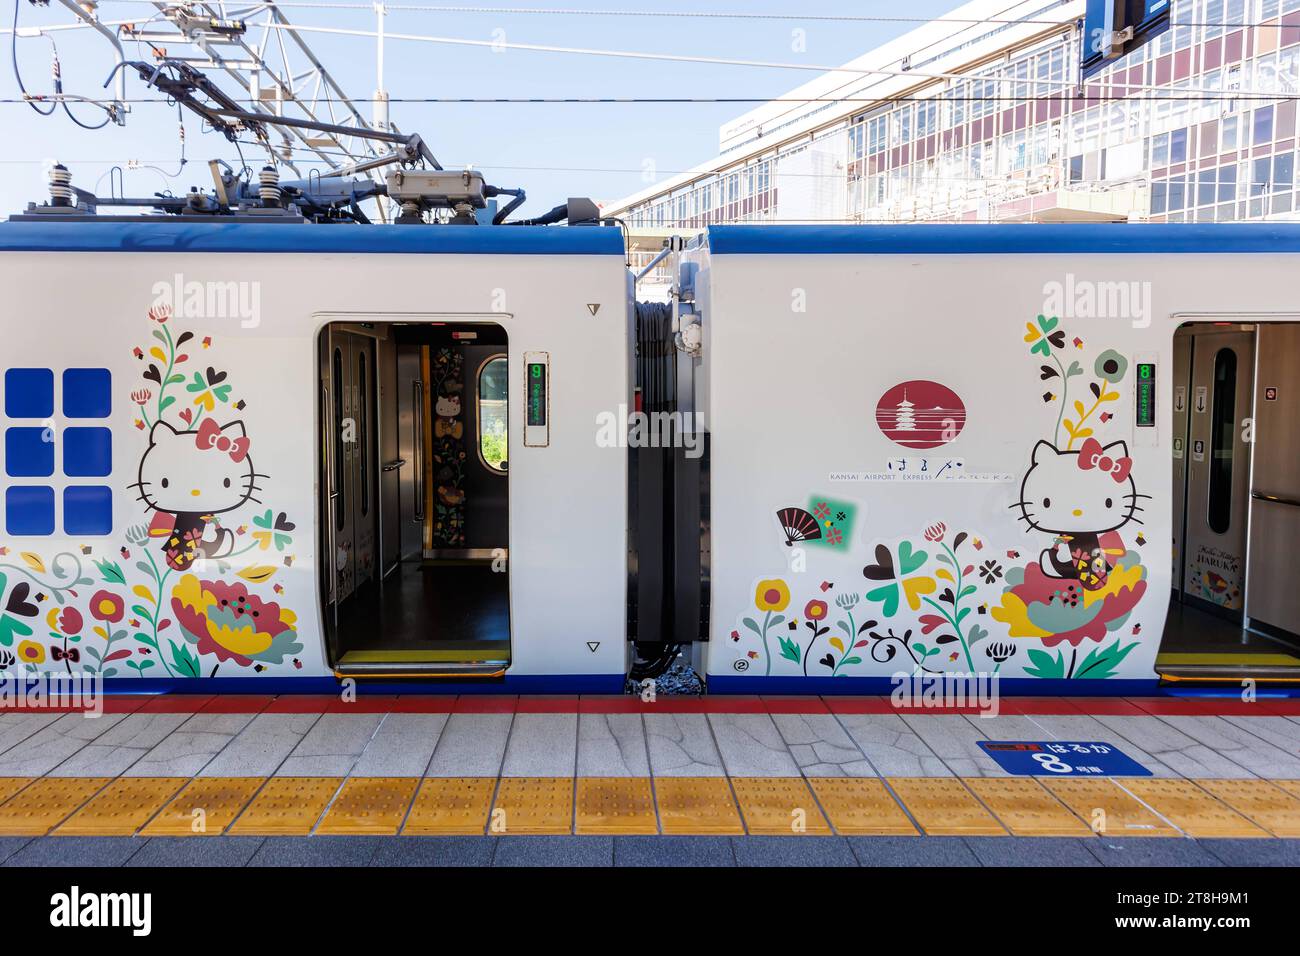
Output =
[
  {"x1": 1014, "y1": 437, "x2": 1148, "y2": 591},
  {"x1": 132, "y1": 418, "x2": 262, "y2": 571}
]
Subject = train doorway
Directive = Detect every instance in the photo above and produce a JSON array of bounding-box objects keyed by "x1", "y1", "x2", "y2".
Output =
[
  {"x1": 1159, "y1": 321, "x2": 1300, "y2": 681},
  {"x1": 319, "y1": 319, "x2": 510, "y2": 677}
]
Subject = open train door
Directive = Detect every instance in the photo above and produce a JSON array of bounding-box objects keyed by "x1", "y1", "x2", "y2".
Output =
[
  {"x1": 319, "y1": 318, "x2": 510, "y2": 678},
  {"x1": 1159, "y1": 320, "x2": 1300, "y2": 682}
]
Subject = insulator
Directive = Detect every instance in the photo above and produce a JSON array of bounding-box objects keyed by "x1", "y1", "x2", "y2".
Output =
[
  {"x1": 258, "y1": 165, "x2": 282, "y2": 206},
  {"x1": 48, "y1": 164, "x2": 74, "y2": 207}
]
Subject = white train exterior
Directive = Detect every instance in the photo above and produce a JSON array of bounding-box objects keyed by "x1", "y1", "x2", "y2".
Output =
[{"x1": 0, "y1": 220, "x2": 1297, "y2": 694}]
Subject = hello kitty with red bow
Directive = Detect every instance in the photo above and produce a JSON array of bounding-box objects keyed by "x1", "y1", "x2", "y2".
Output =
[{"x1": 132, "y1": 419, "x2": 263, "y2": 571}]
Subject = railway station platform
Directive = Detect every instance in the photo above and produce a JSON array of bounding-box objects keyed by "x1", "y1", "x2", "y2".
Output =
[{"x1": 1, "y1": 694, "x2": 1299, "y2": 867}]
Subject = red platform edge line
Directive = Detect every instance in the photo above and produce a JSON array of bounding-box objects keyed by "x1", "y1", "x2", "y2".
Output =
[{"x1": 7, "y1": 694, "x2": 1299, "y2": 716}]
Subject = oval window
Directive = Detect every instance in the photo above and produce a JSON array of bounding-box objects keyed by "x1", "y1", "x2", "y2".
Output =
[{"x1": 477, "y1": 355, "x2": 508, "y2": 473}]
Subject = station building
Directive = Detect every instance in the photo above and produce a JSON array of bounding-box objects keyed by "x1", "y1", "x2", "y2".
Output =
[{"x1": 605, "y1": 0, "x2": 1300, "y2": 296}]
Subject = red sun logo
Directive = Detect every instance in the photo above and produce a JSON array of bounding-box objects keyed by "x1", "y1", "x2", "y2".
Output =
[{"x1": 875, "y1": 380, "x2": 966, "y2": 449}]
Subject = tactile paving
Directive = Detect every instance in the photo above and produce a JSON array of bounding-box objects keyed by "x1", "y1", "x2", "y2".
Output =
[
  {"x1": 1120, "y1": 778, "x2": 1268, "y2": 838},
  {"x1": 885, "y1": 778, "x2": 1007, "y2": 836},
  {"x1": 1271, "y1": 780, "x2": 1300, "y2": 800},
  {"x1": 57, "y1": 777, "x2": 187, "y2": 836},
  {"x1": 653, "y1": 777, "x2": 744, "y2": 835},
  {"x1": 143, "y1": 778, "x2": 265, "y2": 836},
  {"x1": 731, "y1": 777, "x2": 831, "y2": 835},
  {"x1": 229, "y1": 777, "x2": 339, "y2": 835},
  {"x1": 1041, "y1": 777, "x2": 1179, "y2": 837},
  {"x1": 0, "y1": 779, "x2": 32, "y2": 805},
  {"x1": 1195, "y1": 779, "x2": 1300, "y2": 837},
  {"x1": 403, "y1": 778, "x2": 496, "y2": 835},
  {"x1": 491, "y1": 777, "x2": 573, "y2": 835},
  {"x1": 808, "y1": 778, "x2": 917, "y2": 836},
  {"x1": 317, "y1": 777, "x2": 418, "y2": 835},
  {"x1": 964, "y1": 778, "x2": 1092, "y2": 837},
  {"x1": 0, "y1": 778, "x2": 111, "y2": 835},
  {"x1": 575, "y1": 778, "x2": 658, "y2": 834}
]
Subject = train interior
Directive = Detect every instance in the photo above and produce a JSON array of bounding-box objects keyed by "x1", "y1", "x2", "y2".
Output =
[
  {"x1": 319, "y1": 320, "x2": 510, "y2": 677},
  {"x1": 1158, "y1": 321, "x2": 1300, "y2": 682}
]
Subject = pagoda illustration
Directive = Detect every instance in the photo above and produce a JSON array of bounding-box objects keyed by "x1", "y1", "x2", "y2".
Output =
[{"x1": 893, "y1": 390, "x2": 917, "y2": 431}]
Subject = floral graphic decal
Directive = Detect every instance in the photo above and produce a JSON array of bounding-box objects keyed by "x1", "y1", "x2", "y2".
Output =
[
  {"x1": 431, "y1": 347, "x2": 467, "y2": 547},
  {"x1": 0, "y1": 308, "x2": 300, "y2": 678}
]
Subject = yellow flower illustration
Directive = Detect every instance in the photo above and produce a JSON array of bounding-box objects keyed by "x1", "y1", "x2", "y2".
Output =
[{"x1": 754, "y1": 579, "x2": 791, "y2": 613}]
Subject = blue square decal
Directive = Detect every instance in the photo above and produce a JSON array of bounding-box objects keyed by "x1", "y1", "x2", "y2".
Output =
[
  {"x1": 64, "y1": 486, "x2": 113, "y2": 535},
  {"x1": 4, "y1": 368, "x2": 54, "y2": 418},
  {"x1": 63, "y1": 368, "x2": 112, "y2": 418},
  {"x1": 5, "y1": 426, "x2": 54, "y2": 477},
  {"x1": 6, "y1": 486, "x2": 55, "y2": 536},
  {"x1": 63, "y1": 426, "x2": 112, "y2": 477}
]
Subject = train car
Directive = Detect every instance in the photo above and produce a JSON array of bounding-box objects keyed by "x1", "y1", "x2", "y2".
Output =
[
  {"x1": 1, "y1": 217, "x2": 1299, "y2": 695},
  {"x1": 0, "y1": 221, "x2": 632, "y2": 692},
  {"x1": 682, "y1": 225, "x2": 1300, "y2": 693}
]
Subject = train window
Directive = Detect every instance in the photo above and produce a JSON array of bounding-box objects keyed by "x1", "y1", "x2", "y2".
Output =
[
  {"x1": 333, "y1": 347, "x2": 344, "y2": 532},
  {"x1": 358, "y1": 352, "x2": 369, "y2": 516},
  {"x1": 1208, "y1": 347, "x2": 1237, "y2": 534},
  {"x1": 477, "y1": 354, "x2": 508, "y2": 473}
]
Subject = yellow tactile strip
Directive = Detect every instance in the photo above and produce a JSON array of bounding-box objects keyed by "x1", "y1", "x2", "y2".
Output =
[
  {"x1": 0, "y1": 779, "x2": 32, "y2": 805},
  {"x1": 575, "y1": 778, "x2": 659, "y2": 835},
  {"x1": 1041, "y1": 777, "x2": 1180, "y2": 837},
  {"x1": 1119, "y1": 778, "x2": 1269, "y2": 838},
  {"x1": 964, "y1": 778, "x2": 1093, "y2": 837},
  {"x1": 0, "y1": 775, "x2": 1297, "y2": 837},
  {"x1": 229, "y1": 777, "x2": 340, "y2": 836},
  {"x1": 1196, "y1": 779, "x2": 1300, "y2": 838},
  {"x1": 491, "y1": 777, "x2": 573, "y2": 835},
  {"x1": 143, "y1": 778, "x2": 265, "y2": 836},
  {"x1": 886, "y1": 778, "x2": 1007, "y2": 836},
  {"x1": 317, "y1": 778, "x2": 419, "y2": 835},
  {"x1": 808, "y1": 778, "x2": 917, "y2": 836},
  {"x1": 654, "y1": 777, "x2": 744, "y2": 835},
  {"x1": 0, "y1": 778, "x2": 111, "y2": 836},
  {"x1": 405, "y1": 778, "x2": 495, "y2": 835},
  {"x1": 732, "y1": 777, "x2": 831, "y2": 835},
  {"x1": 57, "y1": 777, "x2": 187, "y2": 836}
]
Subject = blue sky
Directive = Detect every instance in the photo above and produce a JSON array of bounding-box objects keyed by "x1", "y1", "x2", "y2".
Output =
[{"x1": 3, "y1": 0, "x2": 959, "y2": 218}]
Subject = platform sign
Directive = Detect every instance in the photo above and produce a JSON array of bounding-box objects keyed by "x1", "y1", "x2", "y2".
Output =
[
  {"x1": 1082, "y1": 0, "x2": 1171, "y2": 79},
  {"x1": 978, "y1": 740, "x2": 1151, "y2": 776}
]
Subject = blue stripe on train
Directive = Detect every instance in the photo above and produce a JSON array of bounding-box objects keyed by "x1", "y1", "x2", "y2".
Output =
[
  {"x1": 0, "y1": 221, "x2": 627, "y2": 256},
  {"x1": 706, "y1": 223, "x2": 1300, "y2": 256},
  {"x1": 93, "y1": 673, "x2": 627, "y2": 695},
  {"x1": 706, "y1": 675, "x2": 1300, "y2": 698}
]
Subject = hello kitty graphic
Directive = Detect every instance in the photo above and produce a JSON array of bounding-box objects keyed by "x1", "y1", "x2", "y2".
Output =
[
  {"x1": 1014, "y1": 437, "x2": 1147, "y2": 591},
  {"x1": 132, "y1": 418, "x2": 262, "y2": 571},
  {"x1": 434, "y1": 392, "x2": 463, "y2": 439}
]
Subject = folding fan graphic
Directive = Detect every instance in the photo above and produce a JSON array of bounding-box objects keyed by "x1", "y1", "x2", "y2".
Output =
[{"x1": 776, "y1": 507, "x2": 822, "y2": 547}]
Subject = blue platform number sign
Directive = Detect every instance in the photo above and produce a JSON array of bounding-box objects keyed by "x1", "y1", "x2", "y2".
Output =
[{"x1": 978, "y1": 740, "x2": 1151, "y2": 776}]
